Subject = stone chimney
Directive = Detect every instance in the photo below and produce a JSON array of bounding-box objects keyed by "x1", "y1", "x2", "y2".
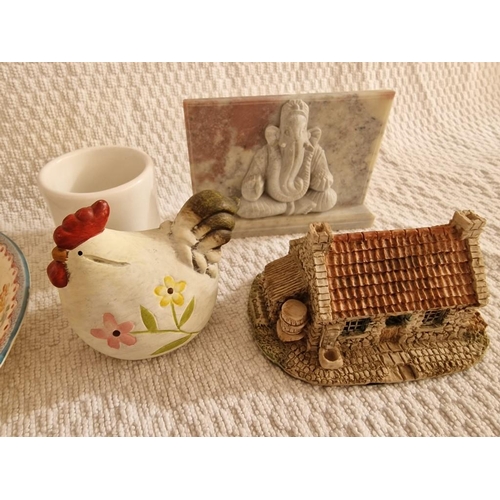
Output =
[
  {"x1": 450, "y1": 210, "x2": 486, "y2": 240},
  {"x1": 298, "y1": 223, "x2": 334, "y2": 327},
  {"x1": 450, "y1": 210, "x2": 488, "y2": 306},
  {"x1": 306, "y1": 222, "x2": 334, "y2": 252}
]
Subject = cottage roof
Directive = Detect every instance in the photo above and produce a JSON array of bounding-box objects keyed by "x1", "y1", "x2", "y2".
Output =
[
  {"x1": 325, "y1": 221, "x2": 481, "y2": 319},
  {"x1": 263, "y1": 253, "x2": 308, "y2": 320}
]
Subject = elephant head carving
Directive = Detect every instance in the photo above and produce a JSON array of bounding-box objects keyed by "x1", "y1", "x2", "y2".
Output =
[
  {"x1": 239, "y1": 98, "x2": 337, "y2": 219},
  {"x1": 265, "y1": 100, "x2": 318, "y2": 203}
]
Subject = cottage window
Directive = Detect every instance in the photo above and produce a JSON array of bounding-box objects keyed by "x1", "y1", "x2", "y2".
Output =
[
  {"x1": 342, "y1": 318, "x2": 371, "y2": 336},
  {"x1": 385, "y1": 314, "x2": 411, "y2": 327},
  {"x1": 422, "y1": 309, "x2": 448, "y2": 327}
]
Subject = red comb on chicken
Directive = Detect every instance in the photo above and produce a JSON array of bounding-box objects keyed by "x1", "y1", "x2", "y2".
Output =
[
  {"x1": 54, "y1": 200, "x2": 110, "y2": 249},
  {"x1": 47, "y1": 200, "x2": 110, "y2": 288}
]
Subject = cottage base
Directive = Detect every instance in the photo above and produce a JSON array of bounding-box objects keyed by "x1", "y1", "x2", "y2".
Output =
[{"x1": 249, "y1": 274, "x2": 490, "y2": 386}]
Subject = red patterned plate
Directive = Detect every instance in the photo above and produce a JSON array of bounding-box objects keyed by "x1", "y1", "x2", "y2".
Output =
[{"x1": 0, "y1": 232, "x2": 30, "y2": 367}]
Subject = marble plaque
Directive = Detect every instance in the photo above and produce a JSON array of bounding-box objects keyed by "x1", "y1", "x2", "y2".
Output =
[{"x1": 183, "y1": 91, "x2": 395, "y2": 237}]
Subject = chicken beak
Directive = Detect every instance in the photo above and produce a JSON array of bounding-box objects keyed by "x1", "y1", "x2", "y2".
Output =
[{"x1": 52, "y1": 247, "x2": 68, "y2": 262}]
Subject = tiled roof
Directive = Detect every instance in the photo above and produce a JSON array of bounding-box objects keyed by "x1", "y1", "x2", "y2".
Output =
[{"x1": 325, "y1": 224, "x2": 478, "y2": 319}]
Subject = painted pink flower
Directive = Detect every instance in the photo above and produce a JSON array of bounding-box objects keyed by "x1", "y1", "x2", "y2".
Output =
[{"x1": 91, "y1": 313, "x2": 136, "y2": 349}]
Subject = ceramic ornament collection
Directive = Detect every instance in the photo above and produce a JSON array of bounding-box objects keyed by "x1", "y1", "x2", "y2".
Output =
[{"x1": 34, "y1": 91, "x2": 489, "y2": 387}]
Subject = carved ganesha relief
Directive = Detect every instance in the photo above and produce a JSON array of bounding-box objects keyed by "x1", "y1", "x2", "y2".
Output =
[{"x1": 238, "y1": 99, "x2": 337, "y2": 219}]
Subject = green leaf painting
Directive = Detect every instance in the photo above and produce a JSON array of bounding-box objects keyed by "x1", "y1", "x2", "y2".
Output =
[
  {"x1": 126, "y1": 278, "x2": 200, "y2": 356},
  {"x1": 140, "y1": 306, "x2": 158, "y2": 332},
  {"x1": 151, "y1": 335, "x2": 192, "y2": 356},
  {"x1": 179, "y1": 297, "x2": 195, "y2": 328}
]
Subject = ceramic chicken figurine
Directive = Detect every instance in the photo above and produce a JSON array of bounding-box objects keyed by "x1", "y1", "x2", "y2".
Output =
[{"x1": 47, "y1": 190, "x2": 239, "y2": 360}]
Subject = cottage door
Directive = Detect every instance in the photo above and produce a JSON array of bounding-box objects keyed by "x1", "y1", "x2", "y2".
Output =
[
  {"x1": 380, "y1": 314, "x2": 411, "y2": 342},
  {"x1": 380, "y1": 326, "x2": 401, "y2": 342}
]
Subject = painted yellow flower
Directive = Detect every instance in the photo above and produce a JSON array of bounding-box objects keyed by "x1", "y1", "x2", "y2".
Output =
[{"x1": 154, "y1": 276, "x2": 186, "y2": 307}]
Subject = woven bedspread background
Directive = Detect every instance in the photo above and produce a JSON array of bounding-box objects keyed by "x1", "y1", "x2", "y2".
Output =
[{"x1": 1, "y1": 62, "x2": 499, "y2": 436}]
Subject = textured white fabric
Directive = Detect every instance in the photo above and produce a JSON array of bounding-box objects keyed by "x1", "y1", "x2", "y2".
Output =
[{"x1": 0, "y1": 62, "x2": 499, "y2": 436}]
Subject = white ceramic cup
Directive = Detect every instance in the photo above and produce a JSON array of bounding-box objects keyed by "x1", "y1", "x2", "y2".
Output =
[{"x1": 38, "y1": 146, "x2": 161, "y2": 231}]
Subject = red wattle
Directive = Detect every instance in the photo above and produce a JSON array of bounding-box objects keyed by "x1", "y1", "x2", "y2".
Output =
[{"x1": 47, "y1": 260, "x2": 69, "y2": 288}]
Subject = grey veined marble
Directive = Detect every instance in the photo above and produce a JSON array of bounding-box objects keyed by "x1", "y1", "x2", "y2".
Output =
[{"x1": 184, "y1": 91, "x2": 395, "y2": 237}]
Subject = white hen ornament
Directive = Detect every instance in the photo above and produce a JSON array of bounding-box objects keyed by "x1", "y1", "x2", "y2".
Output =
[{"x1": 47, "y1": 191, "x2": 239, "y2": 360}]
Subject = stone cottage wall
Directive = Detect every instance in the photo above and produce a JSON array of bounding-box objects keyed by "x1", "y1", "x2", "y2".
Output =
[
  {"x1": 324, "y1": 307, "x2": 481, "y2": 352},
  {"x1": 290, "y1": 223, "x2": 334, "y2": 351}
]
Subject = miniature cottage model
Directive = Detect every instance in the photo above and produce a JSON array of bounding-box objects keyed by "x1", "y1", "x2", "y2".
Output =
[{"x1": 249, "y1": 210, "x2": 489, "y2": 385}]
